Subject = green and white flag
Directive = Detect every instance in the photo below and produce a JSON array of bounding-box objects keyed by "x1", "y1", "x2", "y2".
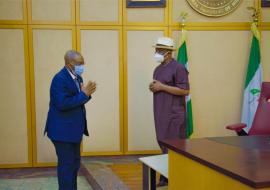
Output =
[
  {"x1": 177, "y1": 29, "x2": 194, "y2": 138},
  {"x1": 241, "y1": 23, "x2": 262, "y2": 133}
]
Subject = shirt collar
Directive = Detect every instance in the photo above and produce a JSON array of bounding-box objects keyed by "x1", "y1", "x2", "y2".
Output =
[{"x1": 66, "y1": 67, "x2": 76, "y2": 80}]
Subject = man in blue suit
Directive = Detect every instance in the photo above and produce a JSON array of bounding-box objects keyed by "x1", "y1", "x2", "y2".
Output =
[{"x1": 45, "y1": 50, "x2": 96, "y2": 190}]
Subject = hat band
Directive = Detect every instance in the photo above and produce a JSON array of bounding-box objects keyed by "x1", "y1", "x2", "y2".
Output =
[{"x1": 156, "y1": 44, "x2": 173, "y2": 48}]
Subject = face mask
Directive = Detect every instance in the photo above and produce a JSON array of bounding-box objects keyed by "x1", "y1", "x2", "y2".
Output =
[
  {"x1": 154, "y1": 53, "x2": 164, "y2": 63},
  {"x1": 74, "y1": 65, "x2": 84, "y2": 76}
]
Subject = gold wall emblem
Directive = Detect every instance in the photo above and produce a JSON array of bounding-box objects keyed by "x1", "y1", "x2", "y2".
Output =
[{"x1": 186, "y1": 0, "x2": 242, "y2": 17}]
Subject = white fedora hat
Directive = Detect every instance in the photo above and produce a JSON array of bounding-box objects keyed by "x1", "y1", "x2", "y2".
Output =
[{"x1": 153, "y1": 37, "x2": 176, "y2": 50}]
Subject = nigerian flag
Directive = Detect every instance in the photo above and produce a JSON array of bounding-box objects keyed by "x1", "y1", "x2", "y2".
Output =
[
  {"x1": 177, "y1": 29, "x2": 194, "y2": 138},
  {"x1": 241, "y1": 23, "x2": 263, "y2": 133}
]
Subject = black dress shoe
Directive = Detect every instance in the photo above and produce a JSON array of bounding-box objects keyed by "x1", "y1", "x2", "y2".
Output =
[
  {"x1": 156, "y1": 180, "x2": 168, "y2": 187},
  {"x1": 157, "y1": 175, "x2": 168, "y2": 187}
]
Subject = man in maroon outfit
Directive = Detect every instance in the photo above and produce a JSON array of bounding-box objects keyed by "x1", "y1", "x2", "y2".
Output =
[{"x1": 149, "y1": 37, "x2": 190, "y2": 186}]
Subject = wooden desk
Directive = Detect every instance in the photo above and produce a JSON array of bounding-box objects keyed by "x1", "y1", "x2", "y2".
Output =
[
  {"x1": 160, "y1": 136, "x2": 270, "y2": 190},
  {"x1": 139, "y1": 154, "x2": 168, "y2": 190}
]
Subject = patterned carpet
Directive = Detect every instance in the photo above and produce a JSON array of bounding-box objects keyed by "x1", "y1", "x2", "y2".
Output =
[
  {"x1": 0, "y1": 166, "x2": 92, "y2": 190},
  {"x1": 0, "y1": 176, "x2": 91, "y2": 190},
  {"x1": 0, "y1": 155, "x2": 168, "y2": 190}
]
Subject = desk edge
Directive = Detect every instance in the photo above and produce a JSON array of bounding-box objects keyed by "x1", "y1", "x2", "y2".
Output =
[{"x1": 159, "y1": 140, "x2": 270, "y2": 189}]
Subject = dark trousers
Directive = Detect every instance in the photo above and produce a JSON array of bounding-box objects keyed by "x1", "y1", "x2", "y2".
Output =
[{"x1": 52, "y1": 140, "x2": 81, "y2": 190}]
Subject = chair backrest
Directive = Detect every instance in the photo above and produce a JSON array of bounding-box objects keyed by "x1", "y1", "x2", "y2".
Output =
[{"x1": 249, "y1": 82, "x2": 270, "y2": 135}]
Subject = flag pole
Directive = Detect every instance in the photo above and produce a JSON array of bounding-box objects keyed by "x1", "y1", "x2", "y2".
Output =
[
  {"x1": 180, "y1": 12, "x2": 187, "y2": 30},
  {"x1": 178, "y1": 12, "x2": 194, "y2": 138},
  {"x1": 247, "y1": 3, "x2": 260, "y2": 42},
  {"x1": 247, "y1": 4, "x2": 259, "y2": 25},
  {"x1": 240, "y1": 3, "x2": 262, "y2": 133},
  {"x1": 179, "y1": 12, "x2": 188, "y2": 45}
]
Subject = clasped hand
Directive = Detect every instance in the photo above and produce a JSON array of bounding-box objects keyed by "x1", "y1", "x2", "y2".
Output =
[
  {"x1": 81, "y1": 81, "x2": 97, "y2": 96},
  {"x1": 149, "y1": 80, "x2": 164, "y2": 93}
]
